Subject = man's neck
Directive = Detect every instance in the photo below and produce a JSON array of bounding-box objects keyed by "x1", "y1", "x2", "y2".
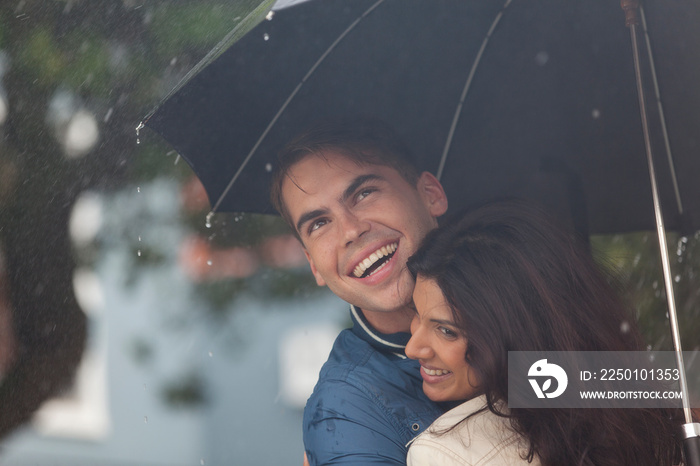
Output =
[{"x1": 360, "y1": 306, "x2": 414, "y2": 334}]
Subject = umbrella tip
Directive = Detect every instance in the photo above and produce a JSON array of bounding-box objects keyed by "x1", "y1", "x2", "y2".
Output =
[{"x1": 205, "y1": 211, "x2": 214, "y2": 229}]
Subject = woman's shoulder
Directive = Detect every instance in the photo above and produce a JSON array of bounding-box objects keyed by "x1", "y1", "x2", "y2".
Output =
[{"x1": 407, "y1": 395, "x2": 539, "y2": 465}]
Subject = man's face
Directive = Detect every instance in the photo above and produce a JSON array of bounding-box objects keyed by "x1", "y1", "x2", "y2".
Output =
[{"x1": 281, "y1": 151, "x2": 447, "y2": 328}]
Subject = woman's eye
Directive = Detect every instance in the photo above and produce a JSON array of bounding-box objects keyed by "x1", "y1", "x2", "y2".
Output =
[{"x1": 438, "y1": 326, "x2": 458, "y2": 339}]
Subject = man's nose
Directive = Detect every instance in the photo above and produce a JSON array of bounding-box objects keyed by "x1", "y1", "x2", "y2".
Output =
[{"x1": 339, "y1": 209, "x2": 370, "y2": 245}]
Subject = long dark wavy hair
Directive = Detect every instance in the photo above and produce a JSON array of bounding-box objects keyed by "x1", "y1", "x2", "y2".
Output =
[{"x1": 407, "y1": 199, "x2": 681, "y2": 466}]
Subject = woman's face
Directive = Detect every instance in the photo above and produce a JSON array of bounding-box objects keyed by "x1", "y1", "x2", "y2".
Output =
[{"x1": 405, "y1": 276, "x2": 480, "y2": 402}]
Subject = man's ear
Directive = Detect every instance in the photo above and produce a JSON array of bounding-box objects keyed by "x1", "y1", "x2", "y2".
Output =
[
  {"x1": 303, "y1": 249, "x2": 327, "y2": 286},
  {"x1": 417, "y1": 171, "x2": 448, "y2": 217}
]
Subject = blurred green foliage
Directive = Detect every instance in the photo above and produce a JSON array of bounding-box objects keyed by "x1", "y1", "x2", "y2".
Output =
[
  {"x1": 593, "y1": 232, "x2": 700, "y2": 351},
  {"x1": 0, "y1": 0, "x2": 290, "y2": 412}
]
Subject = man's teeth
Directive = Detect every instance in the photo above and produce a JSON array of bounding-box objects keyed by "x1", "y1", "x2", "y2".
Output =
[
  {"x1": 423, "y1": 367, "x2": 452, "y2": 376},
  {"x1": 352, "y1": 243, "x2": 398, "y2": 278}
]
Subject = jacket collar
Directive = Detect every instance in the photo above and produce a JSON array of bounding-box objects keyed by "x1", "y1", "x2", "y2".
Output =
[{"x1": 350, "y1": 305, "x2": 411, "y2": 358}]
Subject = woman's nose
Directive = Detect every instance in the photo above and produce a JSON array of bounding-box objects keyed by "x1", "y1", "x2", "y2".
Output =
[{"x1": 405, "y1": 316, "x2": 431, "y2": 360}]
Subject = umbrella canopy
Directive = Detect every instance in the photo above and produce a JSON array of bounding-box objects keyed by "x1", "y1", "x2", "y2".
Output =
[{"x1": 143, "y1": 0, "x2": 700, "y2": 235}]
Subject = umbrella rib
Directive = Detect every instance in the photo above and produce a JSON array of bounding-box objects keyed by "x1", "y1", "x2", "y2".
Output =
[
  {"x1": 640, "y1": 7, "x2": 684, "y2": 215},
  {"x1": 436, "y1": 0, "x2": 512, "y2": 181},
  {"x1": 209, "y1": 0, "x2": 386, "y2": 217}
]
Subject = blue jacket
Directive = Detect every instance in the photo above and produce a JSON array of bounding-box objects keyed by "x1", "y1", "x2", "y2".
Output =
[{"x1": 303, "y1": 306, "x2": 444, "y2": 465}]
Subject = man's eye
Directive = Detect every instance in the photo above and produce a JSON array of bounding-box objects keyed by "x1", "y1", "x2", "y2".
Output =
[
  {"x1": 309, "y1": 218, "x2": 328, "y2": 233},
  {"x1": 356, "y1": 187, "x2": 376, "y2": 202}
]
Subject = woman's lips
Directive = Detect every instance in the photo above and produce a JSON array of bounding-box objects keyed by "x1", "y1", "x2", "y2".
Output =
[
  {"x1": 422, "y1": 366, "x2": 452, "y2": 376},
  {"x1": 420, "y1": 365, "x2": 453, "y2": 383}
]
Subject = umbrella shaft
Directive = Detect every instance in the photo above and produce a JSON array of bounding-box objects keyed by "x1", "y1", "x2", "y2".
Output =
[{"x1": 629, "y1": 24, "x2": 693, "y2": 424}]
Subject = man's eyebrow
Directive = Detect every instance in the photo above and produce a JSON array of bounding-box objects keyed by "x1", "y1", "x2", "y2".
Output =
[
  {"x1": 342, "y1": 174, "x2": 384, "y2": 201},
  {"x1": 296, "y1": 208, "x2": 327, "y2": 235}
]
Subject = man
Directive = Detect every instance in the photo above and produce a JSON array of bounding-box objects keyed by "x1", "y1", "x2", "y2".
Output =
[{"x1": 270, "y1": 118, "x2": 449, "y2": 465}]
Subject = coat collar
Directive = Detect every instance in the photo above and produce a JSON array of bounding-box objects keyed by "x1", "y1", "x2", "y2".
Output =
[{"x1": 350, "y1": 305, "x2": 411, "y2": 358}]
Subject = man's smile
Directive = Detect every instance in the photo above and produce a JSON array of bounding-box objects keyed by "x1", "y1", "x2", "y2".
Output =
[{"x1": 351, "y1": 242, "x2": 398, "y2": 278}]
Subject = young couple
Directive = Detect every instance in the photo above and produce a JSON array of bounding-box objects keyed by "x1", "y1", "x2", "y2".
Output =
[{"x1": 270, "y1": 118, "x2": 680, "y2": 465}]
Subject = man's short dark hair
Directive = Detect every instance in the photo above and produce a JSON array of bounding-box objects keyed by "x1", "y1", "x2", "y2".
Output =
[{"x1": 270, "y1": 117, "x2": 422, "y2": 233}]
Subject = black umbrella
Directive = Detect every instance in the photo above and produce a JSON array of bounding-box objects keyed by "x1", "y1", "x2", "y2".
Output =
[
  {"x1": 141, "y1": 0, "x2": 700, "y2": 459},
  {"x1": 143, "y1": 0, "x2": 700, "y2": 235}
]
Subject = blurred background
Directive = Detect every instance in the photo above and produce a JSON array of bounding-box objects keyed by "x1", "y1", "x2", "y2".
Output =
[{"x1": 0, "y1": 1, "x2": 697, "y2": 465}]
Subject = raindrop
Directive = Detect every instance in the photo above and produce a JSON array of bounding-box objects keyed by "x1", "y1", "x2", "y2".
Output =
[
  {"x1": 652, "y1": 280, "x2": 658, "y2": 289},
  {"x1": 534, "y1": 51, "x2": 549, "y2": 66},
  {"x1": 620, "y1": 321, "x2": 630, "y2": 334},
  {"x1": 138, "y1": 235, "x2": 142, "y2": 242},
  {"x1": 144, "y1": 416, "x2": 148, "y2": 424},
  {"x1": 104, "y1": 107, "x2": 113, "y2": 123},
  {"x1": 137, "y1": 250, "x2": 142, "y2": 257},
  {"x1": 135, "y1": 121, "x2": 144, "y2": 144},
  {"x1": 0, "y1": 95, "x2": 7, "y2": 126},
  {"x1": 170, "y1": 57, "x2": 177, "y2": 66},
  {"x1": 201, "y1": 460, "x2": 206, "y2": 466},
  {"x1": 265, "y1": 163, "x2": 273, "y2": 172},
  {"x1": 207, "y1": 260, "x2": 212, "y2": 266},
  {"x1": 208, "y1": 351, "x2": 213, "y2": 357},
  {"x1": 674, "y1": 274, "x2": 681, "y2": 283},
  {"x1": 591, "y1": 108, "x2": 601, "y2": 119},
  {"x1": 263, "y1": 33, "x2": 270, "y2": 41},
  {"x1": 266, "y1": 10, "x2": 274, "y2": 20},
  {"x1": 137, "y1": 186, "x2": 141, "y2": 193},
  {"x1": 646, "y1": 345, "x2": 652, "y2": 351},
  {"x1": 174, "y1": 155, "x2": 181, "y2": 165}
]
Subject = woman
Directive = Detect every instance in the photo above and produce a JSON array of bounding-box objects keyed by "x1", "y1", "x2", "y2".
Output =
[{"x1": 404, "y1": 200, "x2": 680, "y2": 466}]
